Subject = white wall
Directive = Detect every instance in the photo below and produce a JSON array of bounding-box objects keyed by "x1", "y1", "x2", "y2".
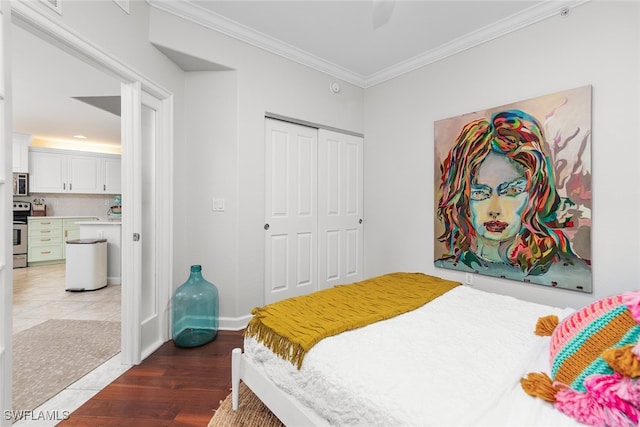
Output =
[
  {"x1": 147, "y1": 8, "x2": 365, "y2": 323},
  {"x1": 23, "y1": 0, "x2": 637, "y2": 324},
  {"x1": 181, "y1": 70, "x2": 239, "y2": 321},
  {"x1": 363, "y1": 1, "x2": 640, "y2": 309},
  {"x1": 34, "y1": 0, "x2": 184, "y2": 89}
]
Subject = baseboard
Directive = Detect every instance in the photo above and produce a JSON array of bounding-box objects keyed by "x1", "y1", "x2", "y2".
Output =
[{"x1": 219, "y1": 314, "x2": 252, "y2": 331}]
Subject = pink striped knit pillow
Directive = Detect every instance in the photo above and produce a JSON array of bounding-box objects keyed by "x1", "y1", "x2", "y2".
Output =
[
  {"x1": 547, "y1": 291, "x2": 640, "y2": 426},
  {"x1": 549, "y1": 293, "x2": 640, "y2": 392}
]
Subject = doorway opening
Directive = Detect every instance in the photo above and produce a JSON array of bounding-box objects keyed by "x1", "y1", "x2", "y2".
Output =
[
  {"x1": 7, "y1": 3, "x2": 173, "y2": 418},
  {"x1": 10, "y1": 19, "x2": 125, "y2": 416}
]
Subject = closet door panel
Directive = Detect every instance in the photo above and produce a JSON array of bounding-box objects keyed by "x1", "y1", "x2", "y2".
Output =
[
  {"x1": 265, "y1": 119, "x2": 317, "y2": 304},
  {"x1": 265, "y1": 119, "x2": 363, "y2": 303},
  {"x1": 318, "y1": 129, "x2": 363, "y2": 290},
  {"x1": 269, "y1": 234, "x2": 289, "y2": 292}
]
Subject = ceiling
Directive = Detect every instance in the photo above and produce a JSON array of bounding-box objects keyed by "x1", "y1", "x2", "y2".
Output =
[
  {"x1": 11, "y1": 0, "x2": 583, "y2": 149},
  {"x1": 153, "y1": 0, "x2": 582, "y2": 87},
  {"x1": 11, "y1": 22, "x2": 122, "y2": 150}
]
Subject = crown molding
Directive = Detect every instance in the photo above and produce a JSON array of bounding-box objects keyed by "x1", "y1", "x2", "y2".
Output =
[
  {"x1": 147, "y1": 0, "x2": 589, "y2": 89},
  {"x1": 147, "y1": 0, "x2": 367, "y2": 86}
]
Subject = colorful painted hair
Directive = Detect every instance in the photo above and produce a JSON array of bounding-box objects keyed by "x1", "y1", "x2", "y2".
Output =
[{"x1": 437, "y1": 109, "x2": 574, "y2": 274}]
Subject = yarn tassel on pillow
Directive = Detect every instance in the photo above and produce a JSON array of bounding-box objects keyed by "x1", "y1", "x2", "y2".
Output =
[
  {"x1": 585, "y1": 373, "x2": 640, "y2": 425},
  {"x1": 602, "y1": 345, "x2": 640, "y2": 378},
  {"x1": 554, "y1": 386, "x2": 610, "y2": 427},
  {"x1": 521, "y1": 372, "x2": 561, "y2": 402},
  {"x1": 535, "y1": 315, "x2": 559, "y2": 336}
]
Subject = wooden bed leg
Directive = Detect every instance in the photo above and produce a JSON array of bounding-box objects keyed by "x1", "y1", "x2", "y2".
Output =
[{"x1": 231, "y1": 347, "x2": 242, "y2": 410}]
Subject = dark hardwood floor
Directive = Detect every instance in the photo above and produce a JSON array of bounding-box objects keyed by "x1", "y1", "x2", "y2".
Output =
[{"x1": 58, "y1": 330, "x2": 244, "y2": 427}]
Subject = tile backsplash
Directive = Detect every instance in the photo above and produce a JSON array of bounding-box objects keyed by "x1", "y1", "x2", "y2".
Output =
[{"x1": 14, "y1": 193, "x2": 119, "y2": 220}]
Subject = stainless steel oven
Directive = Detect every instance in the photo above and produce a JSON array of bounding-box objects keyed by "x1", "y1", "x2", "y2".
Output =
[
  {"x1": 13, "y1": 222, "x2": 27, "y2": 268},
  {"x1": 13, "y1": 201, "x2": 31, "y2": 268}
]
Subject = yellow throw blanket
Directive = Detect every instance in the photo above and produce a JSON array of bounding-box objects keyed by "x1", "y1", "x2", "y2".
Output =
[{"x1": 245, "y1": 272, "x2": 460, "y2": 369}]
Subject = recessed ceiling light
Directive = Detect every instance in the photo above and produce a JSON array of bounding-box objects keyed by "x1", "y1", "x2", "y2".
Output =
[{"x1": 73, "y1": 134, "x2": 87, "y2": 139}]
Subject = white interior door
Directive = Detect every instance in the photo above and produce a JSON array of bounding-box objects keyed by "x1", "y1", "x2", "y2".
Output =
[
  {"x1": 317, "y1": 129, "x2": 364, "y2": 290},
  {"x1": 0, "y1": 2, "x2": 12, "y2": 424},
  {"x1": 121, "y1": 84, "x2": 171, "y2": 364},
  {"x1": 264, "y1": 119, "x2": 318, "y2": 304},
  {"x1": 139, "y1": 92, "x2": 163, "y2": 359}
]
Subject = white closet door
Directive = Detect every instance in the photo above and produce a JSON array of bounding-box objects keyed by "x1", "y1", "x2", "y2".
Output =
[
  {"x1": 264, "y1": 119, "x2": 318, "y2": 304},
  {"x1": 318, "y1": 129, "x2": 364, "y2": 290}
]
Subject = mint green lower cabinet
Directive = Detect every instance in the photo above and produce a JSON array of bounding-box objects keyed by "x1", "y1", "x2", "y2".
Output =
[{"x1": 28, "y1": 217, "x2": 97, "y2": 266}]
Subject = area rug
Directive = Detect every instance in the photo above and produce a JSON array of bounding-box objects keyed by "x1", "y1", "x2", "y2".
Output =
[
  {"x1": 12, "y1": 319, "x2": 120, "y2": 412},
  {"x1": 208, "y1": 382, "x2": 284, "y2": 427}
]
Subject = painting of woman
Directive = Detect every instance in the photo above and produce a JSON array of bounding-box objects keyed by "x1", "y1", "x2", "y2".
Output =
[{"x1": 435, "y1": 101, "x2": 592, "y2": 292}]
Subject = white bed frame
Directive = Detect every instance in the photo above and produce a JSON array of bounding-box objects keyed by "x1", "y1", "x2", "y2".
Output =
[{"x1": 231, "y1": 348, "x2": 330, "y2": 426}]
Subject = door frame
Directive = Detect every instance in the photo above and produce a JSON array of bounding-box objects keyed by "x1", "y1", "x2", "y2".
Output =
[
  {"x1": 1, "y1": 1, "x2": 13, "y2": 424},
  {"x1": 8, "y1": 2, "x2": 174, "y2": 366}
]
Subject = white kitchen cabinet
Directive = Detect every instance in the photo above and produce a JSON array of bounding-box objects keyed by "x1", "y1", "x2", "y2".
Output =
[
  {"x1": 29, "y1": 149, "x2": 66, "y2": 192},
  {"x1": 12, "y1": 133, "x2": 31, "y2": 173},
  {"x1": 29, "y1": 147, "x2": 121, "y2": 194},
  {"x1": 68, "y1": 154, "x2": 101, "y2": 193},
  {"x1": 102, "y1": 157, "x2": 121, "y2": 194}
]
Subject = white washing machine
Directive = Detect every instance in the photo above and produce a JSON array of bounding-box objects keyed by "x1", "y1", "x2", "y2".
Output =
[{"x1": 65, "y1": 238, "x2": 108, "y2": 291}]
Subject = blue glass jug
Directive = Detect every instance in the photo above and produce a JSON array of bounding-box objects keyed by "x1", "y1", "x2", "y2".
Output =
[{"x1": 172, "y1": 265, "x2": 219, "y2": 347}]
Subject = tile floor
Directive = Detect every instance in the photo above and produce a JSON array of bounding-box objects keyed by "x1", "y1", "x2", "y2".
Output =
[{"x1": 11, "y1": 264, "x2": 131, "y2": 427}]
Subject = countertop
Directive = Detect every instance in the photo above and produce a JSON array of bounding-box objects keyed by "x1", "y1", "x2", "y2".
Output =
[
  {"x1": 27, "y1": 216, "x2": 121, "y2": 225},
  {"x1": 28, "y1": 215, "x2": 99, "y2": 219},
  {"x1": 79, "y1": 221, "x2": 122, "y2": 225}
]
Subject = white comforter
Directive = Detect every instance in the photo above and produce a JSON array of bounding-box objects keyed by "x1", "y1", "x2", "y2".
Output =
[{"x1": 244, "y1": 285, "x2": 583, "y2": 426}]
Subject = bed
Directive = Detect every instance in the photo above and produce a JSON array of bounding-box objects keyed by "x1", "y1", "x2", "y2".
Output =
[{"x1": 231, "y1": 273, "x2": 640, "y2": 426}]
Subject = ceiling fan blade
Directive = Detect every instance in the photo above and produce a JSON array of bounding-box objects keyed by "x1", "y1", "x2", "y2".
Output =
[{"x1": 372, "y1": 0, "x2": 395, "y2": 29}]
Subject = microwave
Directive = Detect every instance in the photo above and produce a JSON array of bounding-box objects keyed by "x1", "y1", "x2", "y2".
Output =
[{"x1": 13, "y1": 173, "x2": 28, "y2": 196}]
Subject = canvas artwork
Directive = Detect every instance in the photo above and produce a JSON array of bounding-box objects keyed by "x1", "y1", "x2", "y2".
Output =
[{"x1": 434, "y1": 85, "x2": 592, "y2": 293}]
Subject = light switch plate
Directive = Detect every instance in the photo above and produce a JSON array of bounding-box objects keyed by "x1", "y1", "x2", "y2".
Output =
[{"x1": 212, "y1": 198, "x2": 225, "y2": 212}]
